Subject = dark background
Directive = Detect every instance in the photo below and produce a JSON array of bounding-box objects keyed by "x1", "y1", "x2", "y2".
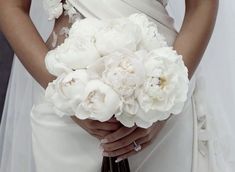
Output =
[{"x1": 0, "y1": 32, "x2": 13, "y2": 121}]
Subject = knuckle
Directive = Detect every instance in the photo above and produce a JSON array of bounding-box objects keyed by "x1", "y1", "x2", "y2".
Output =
[{"x1": 89, "y1": 129, "x2": 96, "y2": 135}]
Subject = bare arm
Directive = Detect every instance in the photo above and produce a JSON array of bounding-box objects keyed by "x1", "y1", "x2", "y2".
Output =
[
  {"x1": 0, "y1": 0, "x2": 54, "y2": 88},
  {"x1": 174, "y1": 0, "x2": 219, "y2": 79}
]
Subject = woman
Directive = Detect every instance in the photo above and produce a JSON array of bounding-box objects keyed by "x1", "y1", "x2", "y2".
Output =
[{"x1": 0, "y1": 0, "x2": 226, "y2": 172}]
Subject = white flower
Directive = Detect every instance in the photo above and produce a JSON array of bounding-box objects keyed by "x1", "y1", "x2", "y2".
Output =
[
  {"x1": 75, "y1": 80, "x2": 122, "y2": 122},
  {"x1": 95, "y1": 19, "x2": 142, "y2": 56},
  {"x1": 45, "y1": 50, "x2": 72, "y2": 76},
  {"x1": 129, "y1": 13, "x2": 167, "y2": 50},
  {"x1": 45, "y1": 38, "x2": 100, "y2": 76},
  {"x1": 69, "y1": 18, "x2": 106, "y2": 38},
  {"x1": 43, "y1": 0, "x2": 63, "y2": 20},
  {"x1": 89, "y1": 49, "x2": 145, "y2": 97},
  {"x1": 115, "y1": 112, "x2": 152, "y2": 128},
  {"x1": 88, "y1": 49, "x2": 145, "y2": 115},
  {"x1": 45, "y1": 70, "x2": 89, "y2": 117},
  {"x1": 137, "y1": 47, "x2": 189, "y2": 122}
]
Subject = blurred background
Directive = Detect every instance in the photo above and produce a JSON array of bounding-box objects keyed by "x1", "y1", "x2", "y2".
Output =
[{"x1": 0, "y1": 32, "x2": 13, "y2": 122}]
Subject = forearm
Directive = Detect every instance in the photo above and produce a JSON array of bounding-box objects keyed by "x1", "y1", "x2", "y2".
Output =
[
  {"x1": 173, "y1": 0, "x2": 218, "y2": 79},
  {"x1": 0, "y1": 2, "x2": 54, "y2": 89}
]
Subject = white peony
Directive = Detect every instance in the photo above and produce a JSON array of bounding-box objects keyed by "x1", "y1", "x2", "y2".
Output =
[
  {"x1": 89, "y1": 49, "x2": 145, "y2": 97},
  {"x1": 95, "y1": 19, "x2": 142, "y2": 56},
  {"x1": 45, "y1": 50, "x2": 73, "y2": 76},
  {"x1": 75, "y1": 80, "x2": 122, "y2": 122},
  {"x1": 115, "y1": 112, "x2": 152, "y2": 129},
  {"x1": 129, "y1": 13, "x2": 167, "y2": 50},
  {"x1": 43, "y1": 0, "x2": 63, "y2": 20},
  {"x1": 45, "y1": 70, "x2": 89, "y2": 117},
  {"x1": 137, "y1": 47, "x2": 189, "y2": 122},
  {"x1": 69, "y1": 18, "x2": 106, "y2": 38},
  {"x1": 88, "y1": 49, "x2": 145, "y2": 115},
  {"x1": 45, "y1": 37, "x2": 100, "y2": 76}
]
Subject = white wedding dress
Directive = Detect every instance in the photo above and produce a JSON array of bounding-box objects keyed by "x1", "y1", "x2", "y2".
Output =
[{"x1": 0, "y1": 0, "x2": 235, "y2": 172}]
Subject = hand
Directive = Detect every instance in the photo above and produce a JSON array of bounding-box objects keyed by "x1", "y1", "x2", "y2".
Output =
[
  {"x1": 71, "y1": 116, "x2": 121, "y2": 140},
  {"x1": 100, "y1": 120, "x2": 166, "y2": 162}
]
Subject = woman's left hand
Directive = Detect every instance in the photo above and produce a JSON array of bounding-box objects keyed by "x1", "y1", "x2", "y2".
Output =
[{"x1": 100, "y1": 120, "x2": 166, "y2": 162}]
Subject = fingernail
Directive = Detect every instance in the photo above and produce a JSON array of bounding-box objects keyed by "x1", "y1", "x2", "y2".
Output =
[
  {"x1": 115, "y1": 158, "x2": 123, "y2": 163},
  {"x1": 102, "y1": 152, "x2": 109, "y2": 157},
  {"x1": 101, "y1": 139, "x2": 108, "y2": 144}
]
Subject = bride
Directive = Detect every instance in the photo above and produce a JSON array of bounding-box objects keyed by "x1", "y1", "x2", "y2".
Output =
[{"x1": 0, "y1": 0, "x2": 233, "y2": 172}]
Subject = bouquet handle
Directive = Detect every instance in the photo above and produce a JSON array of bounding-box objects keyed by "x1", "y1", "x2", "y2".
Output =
[{"x1": 101, "y1": 157, "x2": 130, "y2": 172}]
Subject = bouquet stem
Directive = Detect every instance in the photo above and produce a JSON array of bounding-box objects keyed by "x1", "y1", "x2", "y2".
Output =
[{"x1": 101, "y1": 157, "x2": 130, "y2": 172}]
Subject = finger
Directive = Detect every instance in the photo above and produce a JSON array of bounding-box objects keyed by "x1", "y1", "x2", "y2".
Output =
[
  {"x1": 91, "y1": 121, "x2": 121, "y2": 131},
  {"x1": 102, "y1": 134, "x2": 150, "y2": 157},
  {"x1": 101, "y1": 126, "x2": 137, "y2": 144},
  {"x1": 112, "y1": 123, "x2": 164, "y2": 158},
  {"x1": 101, "y1": 128, "x2": 145, "y2": 152},
  {"x1": 93, "y1": 129, "x2": 113, "y2": 138},
  {"x1": 115, "y1": 141, "x2": 151, "y2": 163}
]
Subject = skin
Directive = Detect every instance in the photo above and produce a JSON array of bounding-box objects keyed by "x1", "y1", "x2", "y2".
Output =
[{"x1": 0, "y1": 0, "x2": 218, "y2": 163}]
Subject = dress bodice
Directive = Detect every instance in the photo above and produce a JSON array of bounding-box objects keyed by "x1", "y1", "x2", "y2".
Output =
[
  {"x1": 43, "y1": 0, "x2": 169, "y2": 20},
  {"x1": 43, "y1": 0, "x2": 176, "y2": 46}
]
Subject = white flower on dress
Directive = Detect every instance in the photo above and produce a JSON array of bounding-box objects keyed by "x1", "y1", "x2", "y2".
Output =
[
  {"x1": 137, "y1": 47, "x2": 189, "y2": 122},
  {"x1": 75, "y1": 80, "x2": 122, "y2": 122},
  {"x1": 43, "y1": 0, "x2": 63, "y2": 20},
  {"x1": 45, "y1": 70, "x2": 89, "y2": 117},
  {"x1": 129, "y1": 13, "x2": 167, "y2": 50},
  {"x1": 63, "y1": 0, "x2": 81, "y2": 22},
  {"x1": 95, "y1": 19, "x2": 142, "y2": 56},
  {"x1": 45, "y1": 38, "x2": 100, "y2": 76}
]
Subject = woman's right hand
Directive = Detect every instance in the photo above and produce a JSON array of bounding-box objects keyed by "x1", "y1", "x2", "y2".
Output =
[{"x1": 71, "y1": 116, "x2": 121, "y2": 140}]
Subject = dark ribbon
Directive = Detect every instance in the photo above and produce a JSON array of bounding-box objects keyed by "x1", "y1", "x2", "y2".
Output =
[{"x1": 101, "y1": 157, "x2": 130, "y2": 172}]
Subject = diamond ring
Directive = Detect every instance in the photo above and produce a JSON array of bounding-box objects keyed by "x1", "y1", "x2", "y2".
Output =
[{"x1": 133, "y1": 141, "x2": 142, "y2": 152}]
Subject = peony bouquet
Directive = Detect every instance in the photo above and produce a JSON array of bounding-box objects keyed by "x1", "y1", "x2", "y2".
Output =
[{"x1": 44, "y1": 13, "x2": 189, "y2": 171}]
